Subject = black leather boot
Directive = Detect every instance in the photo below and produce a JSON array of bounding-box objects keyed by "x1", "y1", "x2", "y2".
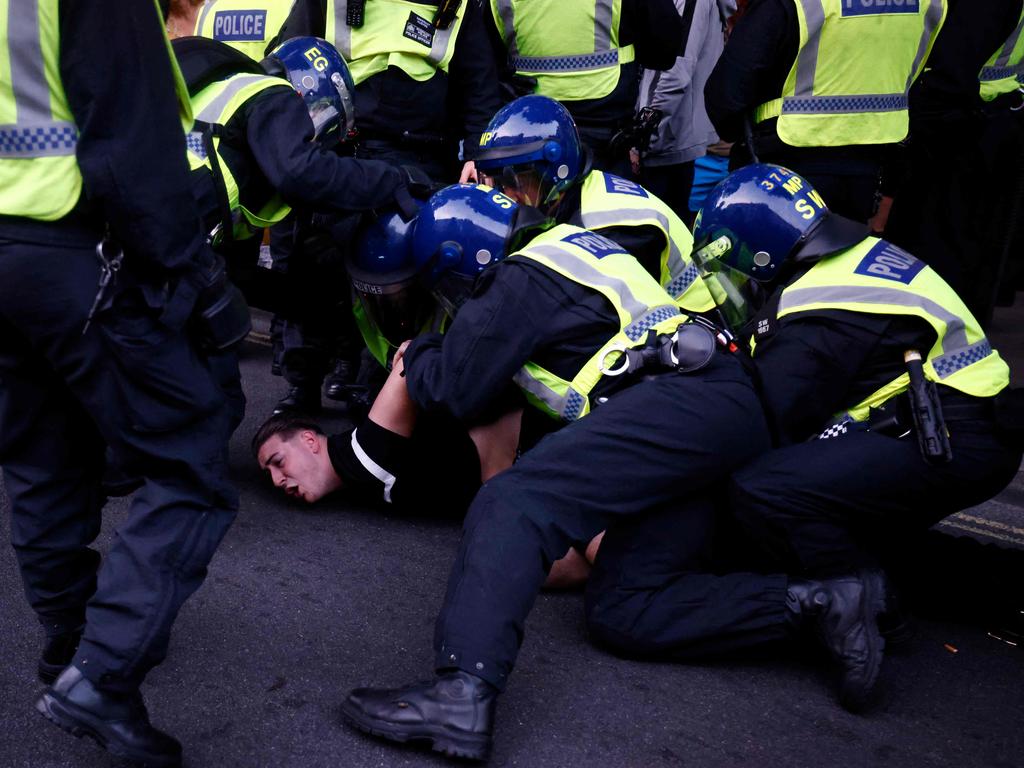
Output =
[
  {"x1": 272, "y1": 384, "x2": 321, "y2": 416},
  {"x1": 38, "y1": 627, "x2": 83, "y2": 685},
  {"x1": 36, "y1": 666, "x2": 182, "y2": 767},
  {"x1": 323, "y1": 358, "x2": 357, "y2": 401},
  {"x1": 341, "y1": 670, "x2": 498, "y2": 761},
  {"x1": 786, "y1": 570, "x2": 887, "y2": 713}
]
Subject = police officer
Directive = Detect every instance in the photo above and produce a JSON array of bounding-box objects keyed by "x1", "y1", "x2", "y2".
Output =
[
  {"x1": 337, "y1": 184, "x2": 773, "y2": 759},
  {"x1": 194, "y1": 0, "x2": 297, "y2": 58},
  {"x1": 278, "y1": 0, "x2": 502, "y2": 181},
  {"x1": 474, "y1": 95, "x2": 717, "y2": 314},
  {"x1": 174, "y1": 34, "x2": 428, "y2": 413},
  {"x1": 486, "y1": 0, "x2": 684, "y2": 176},
  {"x1": 1, "y1": 1, "x2": 243, "y2": 765},
  {"x1": 704, "y1": 0, "x2": 948, "y2": 222},
  {"x1": 884, "y1": 0, "x2": 1024, "y2": 325}
]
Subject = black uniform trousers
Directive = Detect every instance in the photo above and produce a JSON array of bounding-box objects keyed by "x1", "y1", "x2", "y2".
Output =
[
  {"x1": 729, "y1": 416, "x2": 1022, "y2": 578},
  {"x1": 432, "y1": 352, "x2": 773, "y2": 690},
  {"x1": 0, "y1": 237, "x2": 238, "y2": 692}
]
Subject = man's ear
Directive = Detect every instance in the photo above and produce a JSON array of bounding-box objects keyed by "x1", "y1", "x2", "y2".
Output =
[{"x1": 300, "y1": 430, "x2": 322, "y2": 453}]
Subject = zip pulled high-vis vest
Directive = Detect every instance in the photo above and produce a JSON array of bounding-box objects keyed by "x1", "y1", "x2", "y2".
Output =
[
  {"x1": 0, "y1": 0, "x2": 191, "y2": 221},
  {"x1": 979, "y1": 7, "x2": 1024, "y2": 102},
  {"x1": 770, "y1": 237, "x2": 1008, "y2": 424},
  {"x1": 326, "y1": 0, "x2": 465, "y2": 85},
  {"x1": 186, "y1": 72, "x2": 293, "y2": 239},
  {"x1": 193, "y1": 0, "x2": 296, "y2": 61},
  {"x1": 574, "y1": 170, "x2": 715, "y2": 313},
  {"x1": 511, "y1": 223, "x2": 685, "y2": 421},
  {"x1": 490, "y1": 0, "x2": 635, "y2": 102},
  {"x1": 754, "y1": 0, "x2": 947, "y2": 147}
]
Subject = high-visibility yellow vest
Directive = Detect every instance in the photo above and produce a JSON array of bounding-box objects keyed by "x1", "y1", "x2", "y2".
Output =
[
  {"x1": 0, "y1": 0, "x2": 191, "y2": 221},
  {"x1": 979, "y1": 7, "x2": 1024, "y2": 102},
  {"x1": 575, "y1": 170, "x2": 715, "y2": 313},
  {"x1": 489, "y1": 0, "x2": 635, "y2": 102},
  {"x1": 511, "y1": 223, "x2": 685, "y2": 421},
  {"x1": 193, "y1": 0, "x2": 296, "y2": 61},
  {"x1": 754, "y1": 0, "x2": 947, "y2": 147},
  {"x1": 770, "y1": 236, "x2": 1008, "y2": 423},
  {"x1": 186, "y1": 72, "x2": 293, "y2": 239},
  {"x1": 325, "y1": 0, "x2": 465, "y2": 85}
]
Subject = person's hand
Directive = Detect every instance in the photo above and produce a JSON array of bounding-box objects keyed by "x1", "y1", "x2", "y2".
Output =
[
  {"x1": 459, "y1": 160, "x2": 478, "y2": 183},
  {"x1": 393, "y1": 339, "x2": 413, "y2": 367},
  {"x1": 629, "y1": 148, "x2": 641, "y2": 177}
]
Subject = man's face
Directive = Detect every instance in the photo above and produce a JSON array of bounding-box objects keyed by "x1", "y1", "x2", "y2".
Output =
[{"x1": 257, "y1": 431, "x2": 335, "y2": 504}]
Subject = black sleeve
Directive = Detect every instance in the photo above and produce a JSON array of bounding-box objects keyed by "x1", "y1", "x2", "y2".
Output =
[
  {"x1": 243, "y1": 88, "x2": 406, "y2": 213},
  {"x1": 59, "y1": 0, "x2": 207, "y2": 276},
  {"x1": 402, "y1": 262, "x2": 553, "y2": 424},
  {"x1": 627, "y1": 0, "x2": 686, "y2": 71},
  {"x1": 599, "y1": 224, "x2": 666, "y2": 281},
  {"x1": 278, "y1": 0, "x2": 327, "y2": 40},
  {"x1": 448, "y1": 0, "x2": 504, "y2": 156},
  {"x1": 327, "y1": 421, "x2": 412, "y2": 504},
  {"x1": 704, "y1": 0, "x2": 797, "y2": 142}
]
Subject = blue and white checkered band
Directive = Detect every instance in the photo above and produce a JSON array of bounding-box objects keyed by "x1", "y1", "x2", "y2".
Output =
[
  {"x1": 511, "y1": 50, "x2": 620, "y2": 73},
  {"x1": 563, "y1": 389, "x2": 587, "y2": 421},
  {"x1": 932, "y1": 339, "x2": 993, "y2": 378},
  {"x1": 818, "y1": 420, "x2": 852, "y2": 440},
  {"x1": 667, "y1": 263, "x2": 701, "y2": 299},
  {"x1": 980, "y1": 65, "x2": 1024, "y2": 81},
  {"x1": 186, "y1": 132, "x2": 208, "y2": 159},
  {"x1": 781, "y1": 94, "x2": 907, "y2": 114},
  {"x1": 0, "y1": 124, "x2": 77, "y2": 158},
  {"x1": 623, "y1": 305, "x2": 680, "y2": 342}
]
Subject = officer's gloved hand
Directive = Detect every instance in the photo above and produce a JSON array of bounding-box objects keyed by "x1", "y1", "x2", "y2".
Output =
[
  {"x1": 190, "y1": 251, "x2": 252, "y2": 351},
  {"x1": 394, "y1": 164, "x2": 437, "y2": 222}
]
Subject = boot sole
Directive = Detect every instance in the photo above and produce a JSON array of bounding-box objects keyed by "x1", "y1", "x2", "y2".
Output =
[
  {"x1": 35, "y1": 692, "x2": 181, "y2": 768},
  {"x1": 339, "y1": 699, "x2": 491, "y2": 761},
  {"x1": 838, "y1": 570, "x2": 887, "y2": 713}
]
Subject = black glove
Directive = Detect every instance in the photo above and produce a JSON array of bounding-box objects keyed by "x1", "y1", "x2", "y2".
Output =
[
  {"x1": 191, "y1": 251, "x2": 252, "y2": 351},
  {"x1": 394, "y1": 164, "x2": 438, "y2": 222}
]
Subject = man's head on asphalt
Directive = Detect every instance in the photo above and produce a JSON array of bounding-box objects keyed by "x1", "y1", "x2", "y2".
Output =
[{"x1": 253, "y1": 414, "x2": 341, "y2": 503}]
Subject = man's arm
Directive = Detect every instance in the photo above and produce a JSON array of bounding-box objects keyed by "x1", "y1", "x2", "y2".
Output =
[
  {"x1": 244, "y1": 88, "x2": 407, "y2": 213},
  {"x1": 60, "y1": 0, "x2": 208, "y2": 278},
  {"x1": 277, "y1": 0, "x2": 327, "y2": 40},
  {"x1": 628, "y1": 0, "x2": 686, "y2": 71},
  {"x1": 447, "y1": 0, "x2": 504, "y2": 159}
]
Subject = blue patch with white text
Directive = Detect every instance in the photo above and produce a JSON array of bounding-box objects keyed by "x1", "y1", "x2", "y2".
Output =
[
  {"x1": 854, "y1": 241, "x2": 926, "y2": 284},
  {"x1": 603, "y1": 173, "x2": 649, "y2": 198},
  {"x1": 213, "y1": 10, "x2": 267, "y2": 41},
  {"x1": 562, "y1": 231, "x2": 627, "y2": 260},
  {"x1": 840, "y1": 0, "x2": 919, "y2": 17}
]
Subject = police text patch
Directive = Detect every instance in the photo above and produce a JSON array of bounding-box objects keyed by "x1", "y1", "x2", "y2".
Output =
[
  {"x1": 841, "y1": 0, "x2": 919, "y2": 17},
  {"x1": 854, "y1": 241, "x2": 926, "y2": 284},
  {"x1": 562, "y1": 231, "x2": 626, "y2": 260},
  {"x1": 403, "y1": 13, "x2": 435, "y2": 47},
  {"x1": 603, "y1": 173, "x2": 649, "y2": 198},
  {"x1": 213, "y1": 10, "x2": 267, "y2": 41}
]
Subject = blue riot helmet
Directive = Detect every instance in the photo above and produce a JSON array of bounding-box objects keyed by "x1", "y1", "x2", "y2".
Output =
[
  {"x1": 474, "y1": 96, "x2": 586, "y2": 213},
  {"x1": 262, "y1": 37, "x2": 355, "y2": 146},
  {"x1": 691, "y1": 163, "x2": 865, "y2": 329},
  {"x1": 349, "y1": 205, "x2": 436, "y2": 347},
  {"x1": 412, "y1": 184, "x2": 523, "y2": 317}
]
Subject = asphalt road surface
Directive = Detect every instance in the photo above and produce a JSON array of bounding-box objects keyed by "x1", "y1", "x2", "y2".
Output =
[{"x1": 2, "y1": 307, "x2": 1023, "y2": 768}]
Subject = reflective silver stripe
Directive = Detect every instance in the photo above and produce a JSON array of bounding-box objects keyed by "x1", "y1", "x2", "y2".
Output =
[
  {"x1": 196, "y1": 0, "x2": 218, "y2": 34},
  {"x1": 427, "y1": 14, "x2": 457, "y2": 64},
  {"x1": 494, "y1": 0, "x2": 518, "y2": 56},
  {"x1": 526, "y1": 243, "x2": 648, "y2": 321},
  {"x1": 906, "y1": 0, "x2": 945, "y2": 91},
  {"x1": 996, "y1": 13, "x2": 1024, "y2": 67},
  {"x1": 578, "y1": 207, "x2": 686, "y2": 295},
  {"x1": 3, "y1": 0, "x2": 77, "y2": 157},
  {"x1": 780, "y1": 94, "x2": 907, "y2": 114},
  {"x1": 779, "y1": 285, "x2": 969, "y2": 355},
  {"x1": 793, "y1": 0, "x2": 825, "y2": 100},
  {"x1": 350, "y1": 429, "x2": 397, "y2": 503},
  {"x1": 511, "y1": 49, "x2": 621, "y2": 73},
  {"x1": 594, "y1": 0, "x2": 614, "y2": 51},
  {"x1": 196, "y1": 74, "x2": 275, "y2": 123},
  {"x1": 333, "y1": 0, "x2": 352, "y2": 57},
  {"x1": 981, "y1": 64, "x2": 1024, "y2": 81},
  {"x1": 511, "y1": 369, "x2": 587, "y2": 421}
]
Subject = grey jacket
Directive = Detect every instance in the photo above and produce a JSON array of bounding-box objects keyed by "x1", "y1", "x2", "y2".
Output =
[{"x1": 638, "y1": 0, "x2": 732, "y2": 167}]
